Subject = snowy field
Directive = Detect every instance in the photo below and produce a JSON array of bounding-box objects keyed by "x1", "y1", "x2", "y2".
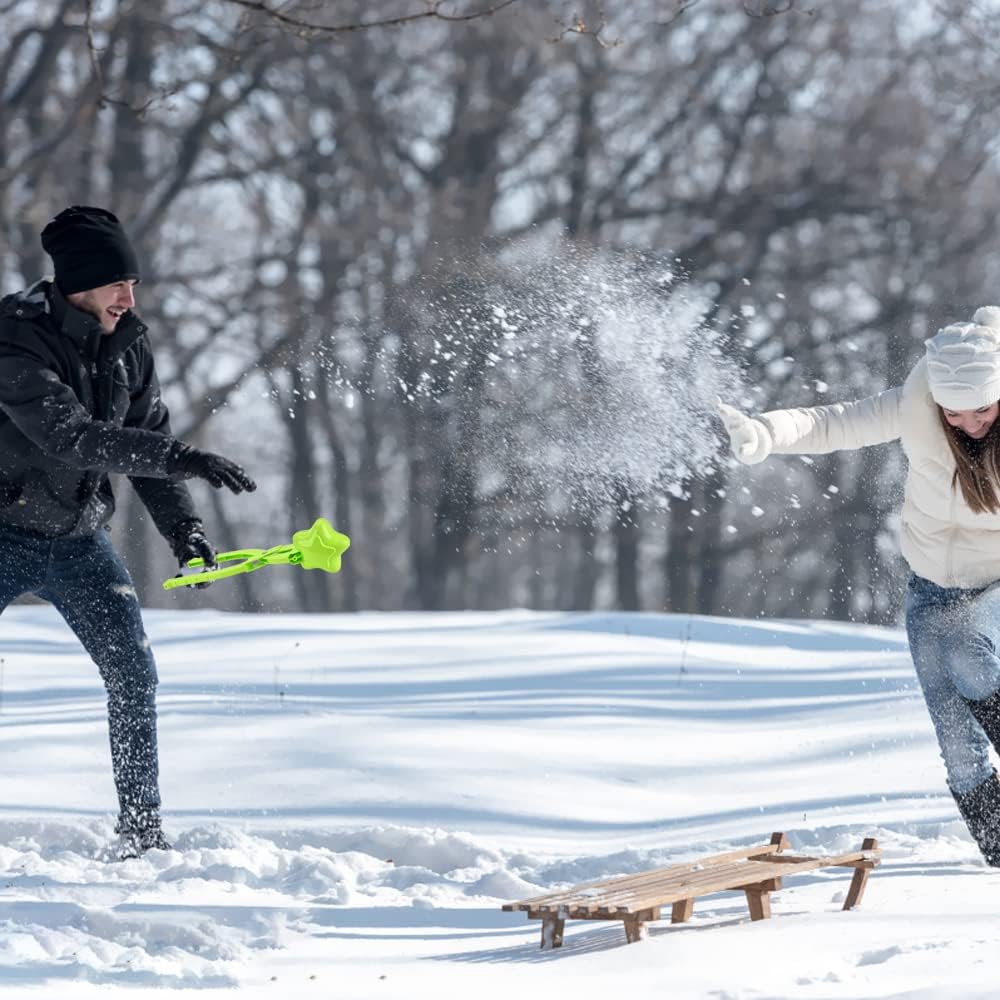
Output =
[{"x1": 0, "y1": 604, "x2": 997, "y2": 999}]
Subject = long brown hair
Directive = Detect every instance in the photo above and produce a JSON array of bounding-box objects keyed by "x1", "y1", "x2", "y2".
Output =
[{"x1": 938, "y1": 407, "x2": 1000, "y2": 514}]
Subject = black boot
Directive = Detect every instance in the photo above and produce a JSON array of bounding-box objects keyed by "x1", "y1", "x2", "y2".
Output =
[
  {"x1": 951, "y1": 771, "x2": 1000, "y2": 867},
  {"x1": 114, "y1": 808, "x2": 172, "y2": 860},
  {"x1": 967, "y1": 689, "x2": 1000, "y2": 749}
]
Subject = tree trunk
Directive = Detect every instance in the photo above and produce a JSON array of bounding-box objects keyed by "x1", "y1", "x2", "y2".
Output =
[
  {"x1": 666, "y1": 492, "x2": 698, "y2": 613},
  {"x1": 314, "y1": 364, "x2": 358, "y2": 613},
  {"x1": 571, "y1": 513, "x2": 600, "y2": 609},
  {"x1": 614, "y1": 483, "x2": 640, "y2": 610},
  {"x1": 694, "y1": 472, "x2": 727, "y2": 614},
  {"x1": 206, "y1": 487, "x2": 261, "y2": 612},
  {"x1": 274, "y1": 365, "x2": 329, "y2": 613}
]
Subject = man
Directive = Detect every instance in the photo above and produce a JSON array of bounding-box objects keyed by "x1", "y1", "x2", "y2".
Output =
[{"x1": 0, "y1": 205, "x2": 255, "y2": 859}]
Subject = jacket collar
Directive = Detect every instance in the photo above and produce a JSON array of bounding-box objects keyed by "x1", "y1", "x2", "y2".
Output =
[{"x1": 47, "y1": 281, "x2": 148, "y2": 359}]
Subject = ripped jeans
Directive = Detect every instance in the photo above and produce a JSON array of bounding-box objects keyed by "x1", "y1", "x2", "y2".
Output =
[
  {"x1": 906, "y1": 573, "x2": 1000, "y2": 795},
  {"x1": 0, "y1": 522, "x2": 160, "y2": 819}
]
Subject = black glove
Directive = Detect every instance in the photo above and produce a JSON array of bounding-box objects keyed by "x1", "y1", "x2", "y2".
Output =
[
  {"x1": 168, "y1": 520, "x2": 217, "y2": 590},
  {"x1": 168, "y1": 442, "x2": 257, "y2": 494}
]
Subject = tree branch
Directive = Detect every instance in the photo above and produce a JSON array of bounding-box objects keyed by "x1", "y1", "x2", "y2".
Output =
[
  {"x1": 220, "y1": 0, "x2": 523, "y2": 35},
  {"x1": 743, "y1": 0, "x2": 815, "y2": 16},
  {"x1": 654, "y1": 1, "x2": 701, "y2": 28},
  {"x1": 83, "y1": 0, "x2": 182, "y2": 112},
  {"x1": 548, "y1": 4, "x2": 620, "y2": 47}
]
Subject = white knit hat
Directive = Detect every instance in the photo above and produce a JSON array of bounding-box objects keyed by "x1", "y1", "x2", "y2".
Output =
[{"x1": 925, "y1": 307, "x2": 1000, "y2": 410}]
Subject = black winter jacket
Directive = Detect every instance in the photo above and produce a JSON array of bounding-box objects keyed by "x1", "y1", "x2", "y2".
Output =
[{"x1": 0, "y1": 279, "x2": 198, "y2": 539}]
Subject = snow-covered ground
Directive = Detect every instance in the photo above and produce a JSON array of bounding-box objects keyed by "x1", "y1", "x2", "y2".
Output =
[{"x1": 0, "y1": 605, "x2": 996, "y2": 998}]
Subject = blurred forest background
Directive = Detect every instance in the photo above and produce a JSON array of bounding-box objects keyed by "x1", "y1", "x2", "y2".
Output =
[{"x1": 4, "y1": 0, "x2": 1000, "y2": 622}]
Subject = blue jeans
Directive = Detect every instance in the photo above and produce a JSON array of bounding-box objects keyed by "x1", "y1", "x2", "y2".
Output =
[
  {"x1": 906, "y1": 573, "x2": 1000, "y2": 795},
  {"x1": 0, "y1": 522, "x2": 160, "y2": 819}
]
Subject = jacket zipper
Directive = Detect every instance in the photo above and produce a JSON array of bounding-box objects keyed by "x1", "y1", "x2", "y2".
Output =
[
  {"x1": 70, "y1": 348, "x2": 113, "y2": 531},
  {"x1": 945, "y1": 486, "x2": 957, "y2": 586}
]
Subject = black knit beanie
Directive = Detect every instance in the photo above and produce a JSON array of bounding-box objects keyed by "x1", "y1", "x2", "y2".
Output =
[{"x1": 40, "y1": 205, "x2": 141, "y2": 295}]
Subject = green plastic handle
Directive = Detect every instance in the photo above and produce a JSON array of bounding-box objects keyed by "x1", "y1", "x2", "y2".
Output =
[{"x1": 163, "y1": 518, "x2": 351, "y2": 590}]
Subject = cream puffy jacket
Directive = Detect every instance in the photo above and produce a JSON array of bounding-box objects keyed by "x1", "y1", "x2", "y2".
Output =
[{"x1": 759, "y1": 357, "x2": 1000, "y2": 589}]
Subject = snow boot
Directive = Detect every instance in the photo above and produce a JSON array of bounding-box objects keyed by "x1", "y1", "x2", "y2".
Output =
[
  {"x1": 114, "y1": 808, "x2": 172, "y2": 860},
  {"x1": 951, "y1": 770, "x2": 1000, "y2": 867},
  {"x1": 967, "y1": 688, "x2": 1000, "y2": 751}
]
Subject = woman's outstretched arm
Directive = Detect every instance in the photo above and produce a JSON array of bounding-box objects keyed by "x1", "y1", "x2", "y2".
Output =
[{"x1": 719, "y1": 386, "x2": 903, "y2": 464}]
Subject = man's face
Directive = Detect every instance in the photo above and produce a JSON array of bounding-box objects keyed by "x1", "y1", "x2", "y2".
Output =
[{"x1": 66, "y1": 280, "x2": 136, "y2": 334}]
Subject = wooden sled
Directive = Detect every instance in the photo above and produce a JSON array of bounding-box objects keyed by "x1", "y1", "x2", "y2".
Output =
[{"x1": 502, "y1": 832, "x2": 881, "y2": 948}]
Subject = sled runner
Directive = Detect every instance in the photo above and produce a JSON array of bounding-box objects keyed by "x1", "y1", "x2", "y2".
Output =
[{"x1": 503, "y1": 832, "x2": 880, "y2": 948}]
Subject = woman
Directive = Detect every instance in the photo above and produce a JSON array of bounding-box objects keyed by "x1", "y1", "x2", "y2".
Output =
[{"x1": 718, "y1": 306, "x2": 1000, "y2": 865}]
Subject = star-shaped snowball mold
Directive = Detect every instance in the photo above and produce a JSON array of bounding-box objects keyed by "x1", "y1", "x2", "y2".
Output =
[{"x1": 291, "y1": 518, "x2": 351, "y2": 572}]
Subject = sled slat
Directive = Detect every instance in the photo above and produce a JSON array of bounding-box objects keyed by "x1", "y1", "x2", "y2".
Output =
[{"x1": 502, "y1": 832, "x2": 882, "y2": 948}]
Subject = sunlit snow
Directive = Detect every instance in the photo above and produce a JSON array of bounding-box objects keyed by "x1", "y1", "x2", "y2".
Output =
[{"x1": 0, "y1": 606, "x2": 996, "y2": 998}]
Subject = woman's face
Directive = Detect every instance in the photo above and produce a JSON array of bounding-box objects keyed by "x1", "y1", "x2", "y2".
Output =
[{"x1": 942, "y1": 402, "x2": 1000, "y2": 439}]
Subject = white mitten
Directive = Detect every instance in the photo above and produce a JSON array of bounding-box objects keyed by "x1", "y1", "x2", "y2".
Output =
[{"x1": 717, "y1": 401, "x2": 773, "y2": 465}]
